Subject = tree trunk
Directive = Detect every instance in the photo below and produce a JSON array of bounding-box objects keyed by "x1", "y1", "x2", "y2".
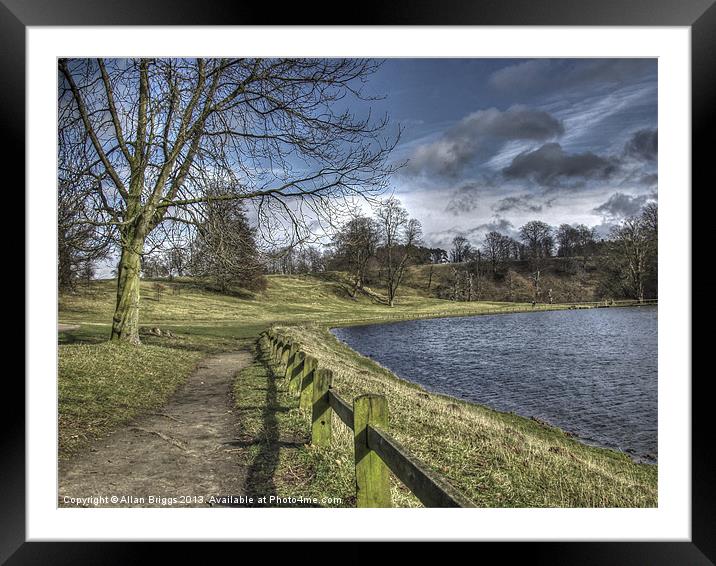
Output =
[
  {"x1": 637, "y1": 277, "x2": 644, "y2": 303},
  {"x1": 111, "y1": 234, "x2": 145, "y2": 345}
]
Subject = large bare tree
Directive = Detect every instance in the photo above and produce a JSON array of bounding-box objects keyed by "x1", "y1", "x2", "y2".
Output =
[
  {"x1": 58, "y1": 58, "x2": 399, "y2": 343},
  {"x1": 519, "y1": 220, "x2": 554, "y2": 260},
  {"x1": 449, "y1": 235, "x2": 472, "y2": 264},
  {"x1": 607, "y1": 206, "x2": 657, "y2": 303},
  {"x1": 375, "y1": 198, "x2": 421, "y2": 307}
]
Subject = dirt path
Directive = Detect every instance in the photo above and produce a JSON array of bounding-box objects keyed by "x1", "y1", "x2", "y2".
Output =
[{"x1": 59, "y1": 351, "x2": 252, "y2": 507}]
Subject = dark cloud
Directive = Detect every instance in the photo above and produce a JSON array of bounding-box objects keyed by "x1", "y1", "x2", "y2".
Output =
[
  {"x1": 493, "y1": 195, "x2": 549, "y2": 214},
  {"x1": 465, "y1": 218, "x2": 520, "y2": 245},
  {"x1": 502, "y1": 143, "x2": 619, "y2": 187},
  {"x1": 489, "y1": 59, "x2": 656, "y2": 99},
  {"x1": 444, "y1": 182, "x2": 487, "y2": 216},
  {"x1": 467, "y1": 218, "x2": 516, "y2": 237},
  {"x1": 638, "y1": 173, "x2": 658, "y2": 186},
  {"x1": 428, "y1": 218, "x2": 516, "y2": 248},
  {"x1": 624, "y1": 128, "x2": 657, "y2": 162},
  {"x1": 593, "y1": 191, "x2": 656, "y2": 220},
  {"x1": 406, "y1": 105, "x2": 563, "y2": 178}
]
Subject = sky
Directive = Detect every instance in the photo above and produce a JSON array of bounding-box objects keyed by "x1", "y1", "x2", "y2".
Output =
[
  {"x1": 89, "y1": 58, "x2": 658, "y2": 277},
  {"x1": 359, "y1": 58, "x2": 657, "y2": 249}
]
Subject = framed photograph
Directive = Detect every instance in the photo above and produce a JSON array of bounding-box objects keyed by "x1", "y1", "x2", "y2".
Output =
[{"x1": 12, "y1": 0, "x2": 708, "y2": 562}]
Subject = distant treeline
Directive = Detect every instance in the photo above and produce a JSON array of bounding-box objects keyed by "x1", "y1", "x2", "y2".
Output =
[
  {"x1": 60, "y1": 192, "x2": 656, "y2": 304},
  {"x1": 263, "y1": 203, "x2": 657, "y2": 304}
]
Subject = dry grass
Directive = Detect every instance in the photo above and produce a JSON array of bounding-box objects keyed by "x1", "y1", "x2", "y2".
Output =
[
  {"x1": 58, "y1": 341, "x2": 202, "y2": 458},
  {"x1": 232, "y1": 337, "x2": 420, "y2": 507},
  {"x1": 58, "y1": 275, "x2": 552, "y2": 330},
  {"x1": 270, "y1": 324, "x2": 658, "y2": 508},
  {"x1": 59, "y1": 275, "x2": 656, "y2": 507}
]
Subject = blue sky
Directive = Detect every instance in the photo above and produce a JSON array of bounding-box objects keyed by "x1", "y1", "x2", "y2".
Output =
[{"x1": 357, "y1": 58, "x2": 657, "y2": 248}]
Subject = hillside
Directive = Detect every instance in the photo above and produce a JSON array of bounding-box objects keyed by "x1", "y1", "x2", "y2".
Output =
[
  {"x1": 59, "y1": 274, "x2": 551, "y2": 343},
  {"x1": 400, "y1": 256, "x2": 605, "y2": 303}
]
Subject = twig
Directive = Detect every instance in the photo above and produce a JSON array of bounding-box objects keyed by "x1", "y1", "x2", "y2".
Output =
[{"x1": 130, "y1": 426, "x2": 190, "y2": 453}]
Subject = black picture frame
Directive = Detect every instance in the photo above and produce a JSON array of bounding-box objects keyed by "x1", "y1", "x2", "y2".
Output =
[{"x1": 8, "y1": 0, "x2": 709, "y2": 562}]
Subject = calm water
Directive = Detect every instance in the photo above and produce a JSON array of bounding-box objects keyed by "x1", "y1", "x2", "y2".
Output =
[{"x1": 331, "y1": 307, "x2": 658, "y2": 463}]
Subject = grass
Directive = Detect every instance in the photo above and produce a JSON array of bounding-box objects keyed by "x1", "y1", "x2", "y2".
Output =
[
  {"x1": 260, "y1": 324, "x2": 657, "y2": 508},
  {"x1": 58, "y1": 274, "x2": 657, "y2": 507},
  {"x1": 58, "y1": 274, "x2": 559, "y2": 331},
  {"x1": 232, "y1": 337, "x2": 420, "y2": 507},
  {"x1": 58, "y1": 341, "x2": 202, "y2": 458}
]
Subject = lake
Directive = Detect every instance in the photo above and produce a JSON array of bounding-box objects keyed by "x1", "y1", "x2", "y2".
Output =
[{"x1": 331, "y1": 306, "x2": 658, "y2": 463}]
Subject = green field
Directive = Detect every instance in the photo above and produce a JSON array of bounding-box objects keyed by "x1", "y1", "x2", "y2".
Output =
[{"x1": 58, "y1": 274, "x2": 657, "y2": 506}]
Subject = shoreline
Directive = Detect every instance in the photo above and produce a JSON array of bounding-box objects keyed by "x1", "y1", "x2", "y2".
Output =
[
  {"x1": 322, "y1": 298, "x2": 657, "y2": 330},
  {"x1": 322, "y1": 304, "x2": 658, "y2": 467},
  {"x1": 59, "y1": 279, "x2": 658, "y2": 507},
  {"x1": 327, "y1": 325, "x2": 658, "y2": 467},
  {"x1": 275, "y1": 323, "x2": 658, "y2": 507}
]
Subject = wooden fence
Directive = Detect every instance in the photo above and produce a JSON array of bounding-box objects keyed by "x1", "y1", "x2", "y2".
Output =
[{"x1": 261, "y1": 329, "x2": 475, "y2": 508}]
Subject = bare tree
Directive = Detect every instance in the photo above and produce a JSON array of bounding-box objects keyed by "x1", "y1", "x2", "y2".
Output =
[
  {"x1": 333, "y1": 215, "x2": 381, "y2": 296},
  {"x1": 556, "y1": 223, "x2": 598, "y2": 257},
  {"x1": 519, "y1": 220, "x2": 554, "y2": 260},
  {"x1": 58, "y1": 129, "x2": 112, "y2": 291},
  {"x1": 482, "y1": 231, "x2": 513, "y2": 275},
  {"x1": 141, "y1": 254, "x2": 169, "y2": 279},
  {"x1": 375, "y1": 198, "x2": 421, "y2": 307},
  {"x1": 59, "y1": 58, "x2": 399, "y2": 343},
  {"x1": 449, "y1": 235, "x2": 472, "y2": 263},
  {"x1": 641, "y1": 202, "x2": 658, "y2": 235},
  {"x1": 300, "y1": 246, "x2": 326, "y2": 275},
  {"x1": 166, "y1": 246, "x2": 190, "y2": 279},
  {"x1": 605, "y1": 205, "x2": 657, "y2": 303},
  {"x1": 466, "y1": 248, "x2": 484, "y2": 301}
]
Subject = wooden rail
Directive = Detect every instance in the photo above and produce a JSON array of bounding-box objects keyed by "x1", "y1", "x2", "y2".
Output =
[
  {"x1": 328, "y1": 390, "x2": 353, "y2": 429},
  {"x1": 261, "y1": 329, "x2": 475, "y2": 508}
]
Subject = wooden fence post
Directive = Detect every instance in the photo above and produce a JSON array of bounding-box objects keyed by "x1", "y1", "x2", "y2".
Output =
[
  {"x1": 280, "y1": 340, "x2": 291, "y2": 369},
  {"x1": 311, "y1": 368, "x2": 333, "y2": 447},
  {"x1": 274, "y1": 338, "x2": 285, "y2": 364},
  {"x1": 353, "y1": 394, "x2": 392, "y2": 508},
  {"x1": 289, "y1": 352, "x2": 305, "y2": 394},
  {"x1": 299, "y1": 355, "x2": 318, "y2": 409},
  {"x1": 284, "y1": 343, "x2": 301, "y2": 379}
]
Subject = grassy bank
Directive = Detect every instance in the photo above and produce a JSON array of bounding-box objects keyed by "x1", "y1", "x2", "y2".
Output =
[
  {"x1": 59, "y1": 275, "x2": 561, "y2": 334},
  {"x1": 58, "y1": 341, "x2": 202, "y2": 458},
  {"x1": 59, "y1": 275, "x2": 656, "y2": 507},
  {"x1": 232, "y1": 337, "x2": 420, "y2": 507},
  {"x1": 58, "y1": 275, "x2": 522, "y2": 460},
  {"x1": 257, "y1": 324, "x2": 657, "y2": 508}
]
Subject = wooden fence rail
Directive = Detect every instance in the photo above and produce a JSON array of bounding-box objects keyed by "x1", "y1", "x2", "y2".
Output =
[{"x1": 261, "y1": 329, "x2": 475, "y2": 508}]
